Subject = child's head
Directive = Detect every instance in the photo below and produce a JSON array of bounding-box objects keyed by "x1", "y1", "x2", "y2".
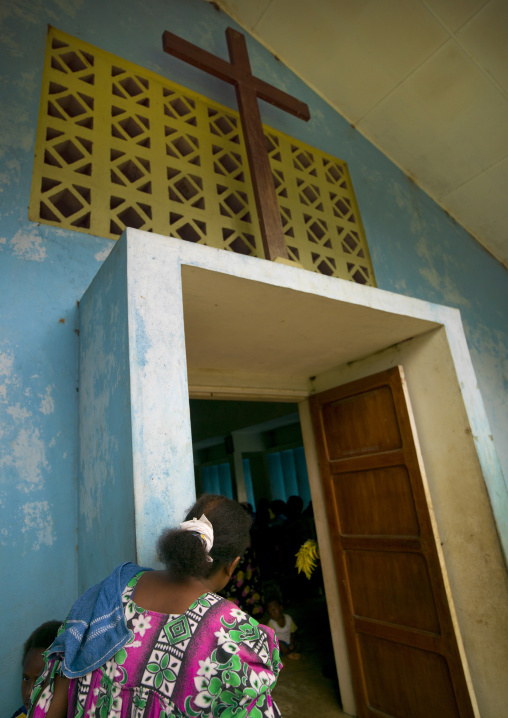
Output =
[
  {"x1": 21, "y1": 620, "x2": 61, "y2": 709},
  {"x1": 267, "y1": 598, "x2": 283, "y2": 622}
]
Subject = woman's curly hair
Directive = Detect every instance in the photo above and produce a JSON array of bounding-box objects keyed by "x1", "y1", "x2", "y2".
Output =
[{"x1": 157, "y1": 494, "x2": 252, "y2": 579}]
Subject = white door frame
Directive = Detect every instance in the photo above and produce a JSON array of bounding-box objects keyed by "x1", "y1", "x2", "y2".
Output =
[{"x1": 80, "y1": 229, "x2": 508, "y2": 716}]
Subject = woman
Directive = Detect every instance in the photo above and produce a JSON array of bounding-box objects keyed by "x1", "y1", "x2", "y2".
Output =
[{"x1": 29, "y1": 495, "x2": 282, "y2": 717}]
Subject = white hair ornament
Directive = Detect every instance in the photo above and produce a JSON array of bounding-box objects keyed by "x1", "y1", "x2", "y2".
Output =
[{"x1": 179, "y1": 514, "x2": 214, "y2": 562}]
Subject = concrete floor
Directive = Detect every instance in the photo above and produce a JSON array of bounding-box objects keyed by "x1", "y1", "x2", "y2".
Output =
[{"x1": 269, "y1": 594, "x2": 352, "y2": 717}]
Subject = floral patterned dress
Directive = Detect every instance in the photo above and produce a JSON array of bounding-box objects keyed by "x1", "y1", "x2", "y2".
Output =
[{"x1": 30, "y1": 572, "x2": 282, "y2": 718}]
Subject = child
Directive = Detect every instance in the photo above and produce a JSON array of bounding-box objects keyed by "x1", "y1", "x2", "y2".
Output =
[
  {"x1": 266, "y1": 598, "x2": 301, "y2": 660},
  {"x1": 10, "y1": 620, "x2": 61, "y2": 718}
]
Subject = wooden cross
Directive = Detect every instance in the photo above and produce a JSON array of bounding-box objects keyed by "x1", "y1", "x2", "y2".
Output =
[{"x1": 163, "y1": 27, "x2": 310, "y2": 262}]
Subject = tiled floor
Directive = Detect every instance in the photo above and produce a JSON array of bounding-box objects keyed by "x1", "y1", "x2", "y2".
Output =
[{"x1": 269, "y1": 595, "x2": 352, "y2": 717}]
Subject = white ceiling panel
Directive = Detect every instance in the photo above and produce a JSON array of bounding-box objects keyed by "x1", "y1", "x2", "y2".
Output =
[
  {"x1": 457, "y1": 0, "x2": 508, "y2": 92},
  {"x1": 221, "y1": 0, "x2": 272, "y2": 29},
  {"x1": 423, "y1": 0, "x2": 490, "y2": 32},
  {"x1": 252, "y1": 0, "x2": 448, "y2": 121},
  {"x1": 214, "y1": 0, "x2": 508, "y2": 267},
  {"x1": 444, "y1": 157, "x2": 508, "y2": 266},
  {"x1": 358, "y1": 41, "x2": 508, "y2": 195}
]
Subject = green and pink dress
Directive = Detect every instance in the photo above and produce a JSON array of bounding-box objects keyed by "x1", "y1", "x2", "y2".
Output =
[{"x1": 30, "y1": 572, "x2": 282, "y2": 718}]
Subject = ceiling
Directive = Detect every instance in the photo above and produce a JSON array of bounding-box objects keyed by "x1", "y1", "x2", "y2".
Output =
[
  {"x1": 213, "y1": 0, "x2": 508, "y2": 268},
  {"x1": 189, "y1": 400, "x2": 299, "y2": 444},
  {"x1": 182, "y1": 265, "x2": 438, "y2": 382}
]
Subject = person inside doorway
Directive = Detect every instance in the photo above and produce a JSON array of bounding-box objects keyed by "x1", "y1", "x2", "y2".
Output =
[
  {"x1": 27, "y1": 495, "x2": 283, "y2": 718},
  {"x1": 266, "y1": 597, "x2": 301, "y2": 661},
  {"x1": 220, "y1": 501, "x2": 265, "y2": 618}
]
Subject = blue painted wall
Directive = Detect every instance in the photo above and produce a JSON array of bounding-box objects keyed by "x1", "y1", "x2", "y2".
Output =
[
  {"x1": 0, "y1": 0, "x2": 506, "y2": 712},
  {"x1": 78, "y1": 239, "x2": 136, "y2": 594}
]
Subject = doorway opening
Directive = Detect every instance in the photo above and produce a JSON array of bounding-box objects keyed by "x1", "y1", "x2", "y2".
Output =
[{"x1": 189, "y1": 398, "x2": 348, "y2": 716}]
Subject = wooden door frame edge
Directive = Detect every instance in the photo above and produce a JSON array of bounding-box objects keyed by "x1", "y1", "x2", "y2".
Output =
[{"x1": 299, "y1": 397, "x2": 357, "y2": 717}]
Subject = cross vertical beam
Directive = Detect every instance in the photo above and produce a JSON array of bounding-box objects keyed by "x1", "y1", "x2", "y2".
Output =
[{"x1": 162, "y1": 27, "x2": 310, "y2": 262}]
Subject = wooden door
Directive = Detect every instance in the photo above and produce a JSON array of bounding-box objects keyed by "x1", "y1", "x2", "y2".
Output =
[{"x1": 310, "y1": 367, "x2": 477, "y2": 718}]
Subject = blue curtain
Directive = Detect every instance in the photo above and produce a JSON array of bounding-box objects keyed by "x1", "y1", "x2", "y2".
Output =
[
  {"x1": 267, "y1": 447, "x2": 310, "y2": 507},
  {"x1": 201, "y1": 451, "x2": 309, "y2": 507},
  {"x1": 267, "y1": 452, "x2": 286, "y2": 501},
  {"x1": 201, "y1": 462, "x2": 233, "y2": 499},
  {"x1": 294, "y1": 446, "x2": 311, "y2": 508},
  {"x1": 242, "y1": 458, "x2": 256, "y2": 509}
]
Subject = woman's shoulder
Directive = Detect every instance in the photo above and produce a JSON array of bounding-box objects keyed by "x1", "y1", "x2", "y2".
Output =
[
  {"x1": 206, "y1": 594, "x2": 259, "y2": 623},
  {"x1": 209, "y1": 596, "x2": 279, "y2": 645}
]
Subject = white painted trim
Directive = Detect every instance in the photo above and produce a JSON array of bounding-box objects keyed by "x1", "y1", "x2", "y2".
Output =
[
  {"x1": 125, "y1": 230, "x2": 506, "y2": 564},
  {"x1": 117, "y1": 229, "x2": 508, "y2": 715}
]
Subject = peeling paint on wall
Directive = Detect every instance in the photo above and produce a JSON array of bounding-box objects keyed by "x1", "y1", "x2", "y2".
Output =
[
  {"x1": 9, "y1": 227, "x2": 47, "y2": 261},
  {"x1": 0, "y1": 349, "x2": 15, "y2": 403},
  {"x1": 38, "y1": 385, "x2": 55, "y2": 415},
  {"x1": 468, "y1": 324, "x2": 508, "y2": 480},
  {"x1": 388, "y1": 178, "x2": 412, "y2": 210},
  {"x1": 418, "y1": 267, "x2": 472, "y2": 309},
  {"x1": 2, "y1": 427, "x2": 50, "y2": 493},
  {"x1": 94, "y1": 244, "x2": 114, "y2": 262},
  {"x1": 21, "y1": 500, "x2": 55, "y2": 550},
  {"x1": 0, "y1": 0, "x2": 84, "y2": 28},
  {"x1": 6, "y1": 403, "x2": 32, "y2": 420}
]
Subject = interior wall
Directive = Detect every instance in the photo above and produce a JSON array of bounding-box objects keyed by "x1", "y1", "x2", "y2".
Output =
[
  {"x1": 1, "y1": 0, "x2": 507, "y2": 712},
  {"x1": 189, "y1": 399, "x2": 298, "y2": 442},
  {"x1": 246, "y1": 453, "x2": 271, "y2": 505},
  {"x1": 309, "y1": 327, "x2": 508, "y2": 718},
  {"x1": 190, "y1": 399, "x2": 306, "y2": 505}
]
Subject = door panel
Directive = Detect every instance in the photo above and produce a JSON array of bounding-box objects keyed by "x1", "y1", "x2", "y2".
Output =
[
  {"x1": 359, "y1": 635, "x2": 460, "y2": 718},
  {"x1": 346, "y1": 550, "x2": 440, "y2": 633},
  {"x1": 310, "y1": 366, "x2": 476, "y2": 718},
  {"x1": 335, "y1": 466, "x2": 419, "y2": 535},
  {"x1": 322, "y1": 385, "x2": 402, "y2": 458}
]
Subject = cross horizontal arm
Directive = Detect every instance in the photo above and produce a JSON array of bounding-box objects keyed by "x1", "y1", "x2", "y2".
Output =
[
  {"x1": 253, "y1": 76, "x2": 310, "y2": 121},
  {"x1": 163, "y1": 30, "x2": 310, "y2": 121}
]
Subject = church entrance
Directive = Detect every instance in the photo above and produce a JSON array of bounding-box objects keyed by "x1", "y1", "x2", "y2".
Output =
[
  {"x1": 179, "y1": 263, "x2": 479, "y2": 717},
  {"x1": 187, "y1": 371, "x2": 476, "y2": 717},
  {"x1": 188, "y1": 398, "x2": 345, "y2": 716},
  {"x1": 79, "y1": 232, "x2": 499, "y2": 716}
]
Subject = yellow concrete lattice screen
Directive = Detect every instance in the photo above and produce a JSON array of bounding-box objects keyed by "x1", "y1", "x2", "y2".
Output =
[{"x1": 30, "y1": 27, "x2": 375, "y2": 285}]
